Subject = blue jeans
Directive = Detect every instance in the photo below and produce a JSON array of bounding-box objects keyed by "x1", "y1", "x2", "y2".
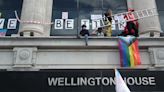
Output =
[{"x1": 85, "y1": 34, "x2": 88, "y2": 46}]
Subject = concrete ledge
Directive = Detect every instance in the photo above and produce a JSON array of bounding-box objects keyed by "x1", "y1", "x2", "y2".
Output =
[
  {"x1": 0, "y1": 37, "x2": 164, "y2": 48},
  {"x1": 0, "y1": 37, "x2": 163, "y2": 70}
]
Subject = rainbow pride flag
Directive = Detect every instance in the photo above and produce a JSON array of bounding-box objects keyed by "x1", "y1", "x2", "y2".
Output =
[
  {"x1": 118, "y1": 36, "x2": 141, "y2": 67},
  {"x1": 0, "y1": 29, "x2": 7, "y2": 36}
]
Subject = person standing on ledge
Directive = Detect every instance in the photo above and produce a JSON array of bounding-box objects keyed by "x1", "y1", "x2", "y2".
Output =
[
  {"x1": 122, "y1": 8, "x2": 139, "y2": 37},
  {"x1": 104, "y1": 9, "x2": 113, "y2": 37}
]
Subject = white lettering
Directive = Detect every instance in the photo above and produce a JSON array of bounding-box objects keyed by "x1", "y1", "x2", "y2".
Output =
[
  {"x1": 65, "y1": 78, "x2": 71, "y2": 86},
  {"x1": 48, "y1": 77, "x2": 58, "y2": 86},
  {"x1": 81, "y1": 19, "x2": 90, "y2": 29},
  {"x1": 65, "y1": 19, "x2": 74, "y2": 29},
  {"x1": 110, "y1": 77, "x2": 115, "y2": 85},
  {"x1": 7, "y1": 19, "x2": 17, "y2": 29},
  {"x1": 54, "y1": 19, "x2": 63, "y2": 29},
  {"x1": 71, "y1": 77, "x2": 77, "y2": 86},
  {"x1": 80, "y1": 77, "x2": 87, "y2": 86},
  {"x1": 149, "y1": 77, "x2": 156, "y2": 85},
  {"x1": 48, "y1": 77, "x2": 156, "y2": 87},
  {"x1": 142, "y1": 77, "x2": 149, "y2": 85},
  {"x1": 115, "y1": 15, "x2": 127, "y2": 30},
  {"x1": 0, "y1": 19, "x2": 5, "y2": 29},
  {"x1": 134, "y1": 77, "x2": 142, "y2": 85},
  {"x1": 92, "y1": 20, "x2": 101, "y2": 30},
  {"x1": 102, "y1": 77, "x2": 110, "y2": 86},
  {"x1": 126, "y1": 77, "x2": 135, "y2": 85},
  {"x1": 112, "y1": 20, "x2": 116, "y2": 30},
  {"x1": 88, "y1": 78, "x2": 95, "y2": 86},
  {"x1": 95, "y1": 77, "x2": 101, "y2": 85},
  {"x1": 58, "y1": 78, "x2": 64, "y2": 86}
]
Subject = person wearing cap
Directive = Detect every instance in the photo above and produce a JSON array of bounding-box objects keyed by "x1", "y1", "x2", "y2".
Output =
[
  {"x1": 80, "y1": 25, "x2": 90, "y2": 36},
  {"x1": 122, "y1": 8, "x2": 139, "y2": 37}
]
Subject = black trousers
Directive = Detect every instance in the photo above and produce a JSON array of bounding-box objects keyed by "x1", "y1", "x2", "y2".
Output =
[{"x1": 126, "y1": 21, "x2": 139, "y2": 37}]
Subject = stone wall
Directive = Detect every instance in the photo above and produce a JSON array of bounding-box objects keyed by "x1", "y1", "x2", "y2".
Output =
[{"x1": 0, "y1": 37, "x2": 163, "y2": 70}]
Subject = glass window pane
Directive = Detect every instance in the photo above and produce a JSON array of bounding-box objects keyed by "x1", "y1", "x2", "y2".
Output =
[
  {"x1": 51, "y1": 0, "x2": 128, "y2": 36},
  {"x1": 78, "y1": 0, "x2": 102, "y2": 35},
  {"x1": 103, "y1": 0, "x2": 127, "y2": 36},
  {"x1": 0, "y1": 0, "x2": 23, "y2": 36},
  {"x1": 78, "y1": 9, "x2": 103, "y2": 34},
  {"x1": 79, "y1": 0, "x2": 102, "y2": 9},
  {"x1": 0, "y1": 0, "x2": 22, "y2": 10},
  {"x1": 156, "y1": 0, "x2": 164, "y2": 32},
  {"x1": 51, "y1": 0, "x2": 78, "y2": 36},
  {"x1": 53, "y1": 0, "x2": 77, "y2": 9},
  {"x1": 103, "y1": 0, "x2": 127, "y2": 10}
]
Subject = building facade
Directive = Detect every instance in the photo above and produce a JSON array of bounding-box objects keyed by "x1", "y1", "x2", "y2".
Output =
[{"x1": 0, "y1": 0, "x2": 164, "y2": 92}]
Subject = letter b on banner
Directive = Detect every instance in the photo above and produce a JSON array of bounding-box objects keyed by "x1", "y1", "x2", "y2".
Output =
[{"x1": 54, "y1": 19, "x2": 63, "y2": 29}]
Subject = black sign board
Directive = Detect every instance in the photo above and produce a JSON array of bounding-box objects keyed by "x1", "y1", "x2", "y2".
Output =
[{"x1": 0, "y1": 69, "x2": 164, "y2": 92}]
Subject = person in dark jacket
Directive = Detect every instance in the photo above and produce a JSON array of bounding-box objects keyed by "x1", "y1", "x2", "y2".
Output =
[
  {"x1": 80, "y1": 25, "x2": 90, "y2": 36},
  {"x1": 120, "y1": 8, "x2": 139, "y2": 37},
  {"x1": 80, "y1": 25, "x2": 90, "y2": 46}
]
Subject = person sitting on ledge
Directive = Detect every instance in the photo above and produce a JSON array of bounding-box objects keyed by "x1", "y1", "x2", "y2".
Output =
[
  {"x1": 92, "y1": 27, "x2": 105, "y2": 37},
  {"x1": 80, "y1": 25, "x2": 90, "y2": 36},
  {"x1": 80, "y1": 25, "x2": 90, "y2": 46}
]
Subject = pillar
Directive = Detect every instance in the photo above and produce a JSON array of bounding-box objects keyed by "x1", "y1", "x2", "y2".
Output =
[
  {"x1": 44, "y1": 0, "x2": 53, "y2": 37},
  {"x1": 19, "y1": 0, "x2": 53, "y2": 37},
  {"x1": 127, "y1": 0, "x2": 162, "y2": 36}
]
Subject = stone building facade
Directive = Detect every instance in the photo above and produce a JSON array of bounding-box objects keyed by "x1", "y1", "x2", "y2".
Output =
[{"x1": 0, "y1": 0, "x2": 164, "y2": 92}]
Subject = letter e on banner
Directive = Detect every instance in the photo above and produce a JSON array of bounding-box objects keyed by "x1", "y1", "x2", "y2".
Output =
[
  {"x1": 65, "y1": 19, "x2": 74, "y2": 29},
  {"x1": 7, "y1": 19, "x2": 17, "y2": 29}
]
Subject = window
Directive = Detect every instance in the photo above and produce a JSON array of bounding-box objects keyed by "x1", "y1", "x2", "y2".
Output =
[
  {"x1": 156, "y1": 0, "x2": 164, "y2": 32},
  {"x1": 51, "y1": 0, "x2": 78, "y2": 36},
  {"x1": 0, "y1": 0, "x2": 23, "y2": 36},
  {"x1": 102, "y1": 0, "x2": 127, "y2": 36},
  {"x1": 51, "y1": 0, "x2": 128, "y2": 36}
]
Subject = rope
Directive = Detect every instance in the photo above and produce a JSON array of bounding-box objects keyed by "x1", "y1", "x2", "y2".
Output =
[{"x1": 14, "y1": 11, "x2": 54, "y2": 25}]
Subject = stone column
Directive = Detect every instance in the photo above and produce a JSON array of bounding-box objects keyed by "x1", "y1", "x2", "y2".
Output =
[
  {"x1": 127, "y1": 0, "x2": 162, "y2": 37},
  {"x1": 44, "y1": 0, "x2": 53, "y2": 37},
  {"x1": 19, "y1": 0, "x2": 53, "y2": 37}
]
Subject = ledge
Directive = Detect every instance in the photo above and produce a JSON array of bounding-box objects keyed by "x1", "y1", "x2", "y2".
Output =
[
  {"x1": 0, "y1": 36, "x2": 163, "y2": 48},
  {"x1": 0, "y1": 36, "x2": 163, "y2": 70}
]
